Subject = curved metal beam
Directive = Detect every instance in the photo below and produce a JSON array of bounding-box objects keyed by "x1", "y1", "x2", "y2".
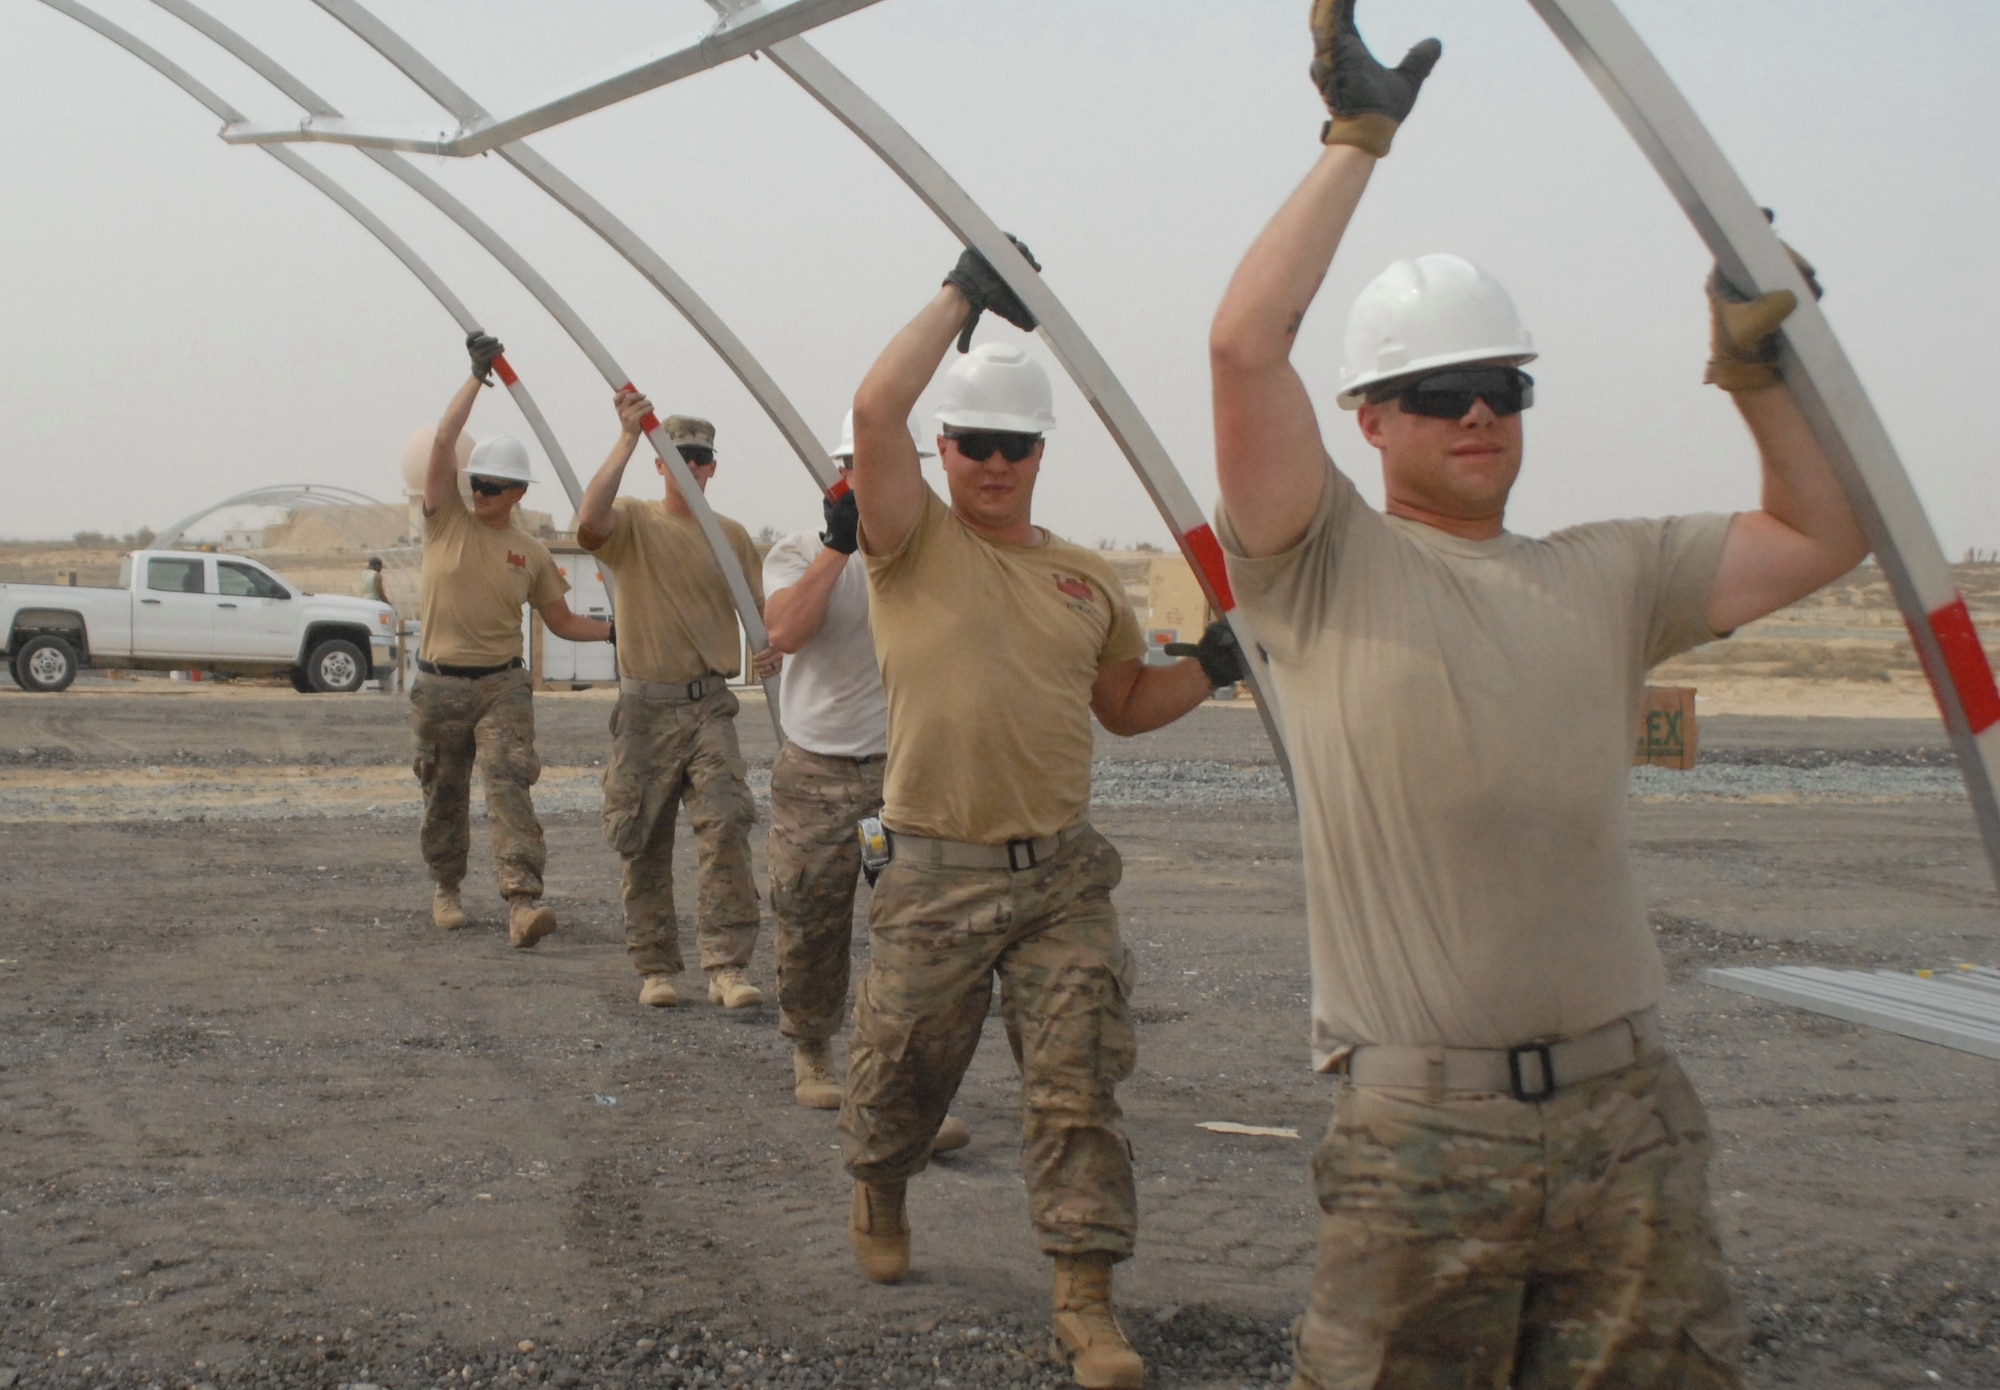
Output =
[
  {"x1": 110, "y1": 0, "x2": 780, "y2": 730},
  {"x1": 1528, "y1": 0, "x2": 2000, "y2": 895},
  {"x1": 759, "y1": 34, "x2": 1295, "y2": 792},
  {"x1": 215, "y1": 0, "x2": 884, "y2": 158},
  {"x1": 30, "y1": 0, "x2": 587, "y2": 527},
  {"x1": 311, "y1": 0, "x2": 842, "y2": 496}
]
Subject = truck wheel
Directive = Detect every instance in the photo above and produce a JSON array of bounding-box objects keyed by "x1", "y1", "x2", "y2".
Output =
[
  {"x1": 288, "y1": 666, "x2": 314, "y2": 694},
  {"x1": 14, "y1": 635, "x2": 80, "y2": 693},
  {"x1": 304, "y1": 638, "x2": 366, "y2": 694}
]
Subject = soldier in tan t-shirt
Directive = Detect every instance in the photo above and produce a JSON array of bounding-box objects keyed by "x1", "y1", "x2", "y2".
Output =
[
  {"x1": 842, "y1": 241, "x2": 1239, "y2": 1390},
  {"x1": 1207, "y1": 8, "x2": 1868, "y2": 1388},
  {"x1": 577, "y1": 391, "x2": 775, "y2": 1013},
  {"x1": 413, "y1": 333, "x2": 610, "y2": 949}
]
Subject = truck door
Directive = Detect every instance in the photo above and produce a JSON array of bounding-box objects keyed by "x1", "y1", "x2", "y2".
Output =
[
  {"x1": 132, "y1": 555, "x2": 214, "y2": 658},
  {"x1": 213, "y1": 560, "x2": 295, "y2": 658},
  {"x1": 531, "y1": 555, "x2": 615, "y2": 685}
]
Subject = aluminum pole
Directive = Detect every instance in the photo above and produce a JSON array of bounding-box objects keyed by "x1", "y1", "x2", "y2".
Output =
[
  {"x1": 96, "y1": 0, "x2": 781, "y2": 731},
  {"x1": 215, "y1": 0, "x2": 885, "y2": 158},
  {"x1": 1527, "y1": 0, "x2": 2000, "y2": 896},
  {"x1": 309, "y1": 0, "x2": 842, "y2": 496},
  {"x1": 759, "y1": 35, "x2": 1295, "y2": 793},
  {"x1": 32, "y1": 0, "x2": 583, "y2": 560},
  {"x1": 29, "y1": 0, "x2": 584, "y2": 512}
]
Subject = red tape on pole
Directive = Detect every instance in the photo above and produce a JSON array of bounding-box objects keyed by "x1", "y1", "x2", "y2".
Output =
[
  {"x1": 1926, "y1": 595, "x2": 2000, "y2": 735},
  {"x1": 492, "y1": 355, "x2": 519, "y2": 387},
  {"x1": 1179, "y1": 523, "x2": 1235, "y2": 613}
]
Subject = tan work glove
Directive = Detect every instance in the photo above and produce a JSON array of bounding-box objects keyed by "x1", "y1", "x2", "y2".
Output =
[
  {"x1": 1310, "y1": 0, "x2": 1442, "y2": 158},
  {"x1": 1705, "y1": 212, "x2": 1823, "y2": 392}
]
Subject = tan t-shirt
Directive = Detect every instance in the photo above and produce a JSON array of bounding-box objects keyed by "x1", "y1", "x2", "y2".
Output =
[
  {"x1": 1217, "y1": 464, "x2": 1731, "y2": 1069},
  {"x1": 867, "y1": 486, "x2": 1146, "y2": 844},
  {"x1": 588, "y1": 497, "x2": 763, "y2": 684},
  {"x1": 418, "y1": 489, "x2": 566, "y2": 666}
]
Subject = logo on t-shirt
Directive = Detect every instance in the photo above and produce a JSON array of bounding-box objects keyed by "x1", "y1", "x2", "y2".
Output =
[
  {"x1": 1054, "y1": 574, "x2": 1095, "y2": 605},
  {"x1": 506, "y1": 551, "x2": 529, "y2": 570}
]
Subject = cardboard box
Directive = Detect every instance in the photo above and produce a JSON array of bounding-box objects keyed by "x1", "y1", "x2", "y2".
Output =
[{"x1": 1634, "y1": 685, "x2": 1698, "y2": 770}]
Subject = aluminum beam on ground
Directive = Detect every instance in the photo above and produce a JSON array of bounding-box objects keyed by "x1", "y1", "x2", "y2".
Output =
[
  {"x1": 218, "y1": 0, "x2": 884, "y2": 157},
  {"x1": 761, "y1": 34, "x2": 1295, "y2": 795},
  {"x1": 1528, "y1": 0, "x2": 2000, "y2": 899},
  {"x1": 313, "y1": 0, "x2": 840, "y2": 498},
  {"x1": 34, "y1": 0, "x2": 583, "y2": 546},
  {"x1": 1707, "y1": 965, "x2": 2000, "y2": 1062}
]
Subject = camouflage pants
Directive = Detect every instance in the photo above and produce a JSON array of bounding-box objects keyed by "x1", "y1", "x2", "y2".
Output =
[
  {"x1": 840, "y1": 826, "x2": 1138, "y2": 1260},
  {"x1": 602, "y1": 685, "x2": 759, "y2": 977},
  {"x1": 409, "y1": 669, "x2": 544, "y2": 899},
  {"x1": 767, "y1": 742, "x2": 885, "y2": 1042},
  {"x1": 1292, "y1": 1053, "x2": 1746, "y2": 1390}
]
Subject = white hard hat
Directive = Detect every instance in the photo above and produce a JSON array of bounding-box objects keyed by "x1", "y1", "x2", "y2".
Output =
[
  {"x1": 1337, "y1": 253, "x2": 1536, "y2": 408},
  {"x1": 832, "y1": 408, "x2": 935, "y2": 462},
  {"x1": 934, "y1": 343, "x2": 1056, "y2": 435},
  {"x1": 466, "y1": 435, "x2": 535, "y2": 485}
]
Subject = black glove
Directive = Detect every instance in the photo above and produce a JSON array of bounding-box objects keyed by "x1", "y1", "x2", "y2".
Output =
[
  {"x1": 942, "y1": 234, "x2": 1041, "y2": 353},
  {"x1": 605, "y1": 617, "x2": 616, "y2": 648},
  {"x1": 820, "y1": 488, "x2": 860, "y2": 555},
  {"x1": 466, "y1": 331, "x2": 504, "y2": 385},
  {"x1": 1165, "y1": 620, "x2": 1250, "y2": 689},
  {"x1": 1310, "y1": 0, "x2": 1442, "y2": 158}
]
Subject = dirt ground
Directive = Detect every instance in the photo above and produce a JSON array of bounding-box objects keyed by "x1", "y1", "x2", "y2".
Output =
[{"x1": 3, "y1": 683, "x2": 2000, "y2": 1390}]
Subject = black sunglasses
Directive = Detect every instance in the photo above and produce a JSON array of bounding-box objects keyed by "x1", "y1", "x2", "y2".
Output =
[
  {"x1": 469, "y1": 477, "x2": 521, "y2": 497},
  {"x1": 1371, "y1": 367, "x2": 1535, "y2": 419},
  {"x1": 944, "y1": 430, "x2": 1041, "y2": 463},
  {"x1": 676, "y1": 445, "x2": 716, "y2": 467}
]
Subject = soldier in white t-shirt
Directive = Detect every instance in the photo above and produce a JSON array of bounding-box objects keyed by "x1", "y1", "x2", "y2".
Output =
[
  {"x1": 1207, "y1": 6, "x2": 1869, "y2": 1388},
  {"x1": 761, "y1": 414, "x2": 897, "y2": 1108},
  {"x1": 765, "y1": 415, "x2": 980, "y2": 1161}
]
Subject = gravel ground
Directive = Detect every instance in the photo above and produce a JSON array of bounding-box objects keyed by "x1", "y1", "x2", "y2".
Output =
[{"x1": 4, "y1": 689, "x2": 2000, "y2": 1390}]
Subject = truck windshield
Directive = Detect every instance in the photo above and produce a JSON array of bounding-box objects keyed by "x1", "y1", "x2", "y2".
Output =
[
  {"x1": 218, "y1": 562, "x2": 288, "y2": 600},
  {"x1": 147, "y1": 557, "x2": 206, "y2": 594}
]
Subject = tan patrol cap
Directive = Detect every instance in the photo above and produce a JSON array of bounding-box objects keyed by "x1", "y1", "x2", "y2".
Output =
[{"x1": 662, "y1": 415, "x2": 716, "y2": 451}]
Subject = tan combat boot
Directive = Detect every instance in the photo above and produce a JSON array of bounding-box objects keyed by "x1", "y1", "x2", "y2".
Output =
[
  {"x1": 638, "y1": 974, "x2": 679, "y2": 1008},
  {"x1": 432, "y1": 886, "x2": 470, "y2": 931},
  {"x1": 707, "y1": 967, "x2": 764, "y2": 1008},
  {"x1": 792, "y1": 1040, "x2": 842, "y2": 1110},
  {"x1": 507, "y1": 896, "x2": 557, "y2": 949},
  {"x1": 929, "y1": 1115, "x2": 972, "y2": 1155},
  {"x1": 1052, "y1": 1253, "x2": 1144, "y2": 1389},
  {"x1": 847, "y1": 1179, "x2": 909, "y2": 1284}
]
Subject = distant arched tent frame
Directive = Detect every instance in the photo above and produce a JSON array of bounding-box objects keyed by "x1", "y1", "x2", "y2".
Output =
[{"x1": 152, "y1": 484, "x2": 398, "y2": 555}]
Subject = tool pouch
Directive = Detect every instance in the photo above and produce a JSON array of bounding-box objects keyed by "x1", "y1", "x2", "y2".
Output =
[{"x1": 857, "y1": 815, "x2": 892, "y2": 886}]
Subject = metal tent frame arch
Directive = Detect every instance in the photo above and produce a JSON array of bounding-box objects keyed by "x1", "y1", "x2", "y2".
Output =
[{"x1": 153, "y1": 483, "x2": 395, "y2": 554}]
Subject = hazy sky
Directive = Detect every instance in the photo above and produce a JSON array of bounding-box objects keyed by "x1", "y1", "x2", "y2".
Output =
[{"x1": 3, "y1": 0, "x2": 1996, "y2": 555}]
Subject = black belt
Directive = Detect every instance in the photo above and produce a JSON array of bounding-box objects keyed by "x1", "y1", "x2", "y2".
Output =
[{"x1": 418, "y1": 657, "x2": 523, "y2": 679}]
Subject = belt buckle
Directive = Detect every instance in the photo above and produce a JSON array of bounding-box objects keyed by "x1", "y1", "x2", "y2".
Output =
[
  {"x1": 1005, "y1": 838, "x2": 1038, "y2": 872},
  {"x1": 1507, "y1": 1042, "x2": 1557, "y2": 1101},
  {"x1": 685, "y1": 678, "x2": 705, "y2": 700}
]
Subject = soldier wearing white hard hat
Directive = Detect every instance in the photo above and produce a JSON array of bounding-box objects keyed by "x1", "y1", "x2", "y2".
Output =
[
  {"x1": 840, "y1": 241, "x2": 1243, "y2": 1390},
  {"x1": 411, "y1": 333, "x2": 610, "y2": 949},
  {"x1": 1207, "y1": 4, "x2": 1866, "y2": 1386}
]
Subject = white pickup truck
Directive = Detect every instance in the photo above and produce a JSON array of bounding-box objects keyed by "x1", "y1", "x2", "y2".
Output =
[{"x1": 1, "y1": 549, "x2": 396, "y2": 694}]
